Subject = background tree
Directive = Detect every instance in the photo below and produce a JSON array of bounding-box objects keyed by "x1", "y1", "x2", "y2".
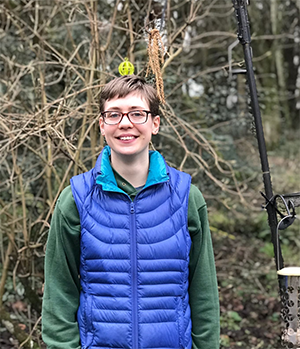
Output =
[{"x1": 0, "y1": 0, "x2": 299, "y2": 348}]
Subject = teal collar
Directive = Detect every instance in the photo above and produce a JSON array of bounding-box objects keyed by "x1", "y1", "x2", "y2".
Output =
[{"x1": 95, "y1": 146, "x2": 169, "y2": 193}]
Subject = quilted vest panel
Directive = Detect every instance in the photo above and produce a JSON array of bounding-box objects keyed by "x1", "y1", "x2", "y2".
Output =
[{"x1": 71, "y1": 151, "x2": 192, "y2": 349}]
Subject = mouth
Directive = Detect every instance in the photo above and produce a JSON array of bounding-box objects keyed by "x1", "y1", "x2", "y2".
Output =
[{"x1": 117, "y1": 136, "x2": 137, "y2": 141}]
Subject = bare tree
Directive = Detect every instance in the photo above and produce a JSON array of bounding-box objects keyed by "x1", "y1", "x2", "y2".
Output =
[{"x1": 0, "y1": 0, "x2": 298, "y2": 347}]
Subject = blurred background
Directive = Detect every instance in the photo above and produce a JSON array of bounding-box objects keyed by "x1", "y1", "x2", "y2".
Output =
[{"x1": 0, "y1": 0, "x2": 299, "y2": 348}]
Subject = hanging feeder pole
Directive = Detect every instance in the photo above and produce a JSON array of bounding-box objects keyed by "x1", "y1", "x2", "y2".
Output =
[
  {"x1": 232, "y1": 2, "x2": 300, "y2": 347},
  {"x1": 231, "y1": 0, "x2": 284, "y2": 271}
]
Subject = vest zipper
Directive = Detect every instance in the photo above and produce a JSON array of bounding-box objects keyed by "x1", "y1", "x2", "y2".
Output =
[{"x1": 130, "y1": 202, "x2": 138, "y2": 349}]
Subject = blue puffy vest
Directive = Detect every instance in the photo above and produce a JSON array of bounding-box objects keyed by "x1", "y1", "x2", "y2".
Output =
[{"x1": 71, "y1": 146, "x2": 192, "y2": 349}]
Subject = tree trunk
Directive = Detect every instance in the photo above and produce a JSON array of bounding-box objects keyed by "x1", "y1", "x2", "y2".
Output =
[{"x1": 270, "y1": 0, "x2": 290, "y2": 126}]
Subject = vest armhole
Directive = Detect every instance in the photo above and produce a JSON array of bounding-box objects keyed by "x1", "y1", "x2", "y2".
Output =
[{"x1": 70, "y1": 169, "x2": 95, "y2": 219}]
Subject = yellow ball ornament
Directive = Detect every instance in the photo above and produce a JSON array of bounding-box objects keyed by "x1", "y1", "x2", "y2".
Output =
[{"x1": 118, "y1": 58, "x2": 135, "y2": 76}]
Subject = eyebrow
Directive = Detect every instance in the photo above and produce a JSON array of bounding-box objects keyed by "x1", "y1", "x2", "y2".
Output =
[{"x1": 106, "y1": 106, "x2": 147, "y2": 111}]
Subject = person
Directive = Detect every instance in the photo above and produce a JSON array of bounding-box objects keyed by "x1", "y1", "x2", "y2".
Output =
[{"x1": 42, "y1": 75, "x2": 220, "y2": 349}]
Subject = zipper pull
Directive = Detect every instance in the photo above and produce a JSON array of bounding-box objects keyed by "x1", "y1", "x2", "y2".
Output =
[{"x1": 130, "y1": 202, "x2": 135, "y2": 214}]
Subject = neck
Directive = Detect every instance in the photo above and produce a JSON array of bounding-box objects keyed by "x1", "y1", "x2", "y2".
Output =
[{"x1": 111, "y1": 152, "x2": 149, "y2": 188}]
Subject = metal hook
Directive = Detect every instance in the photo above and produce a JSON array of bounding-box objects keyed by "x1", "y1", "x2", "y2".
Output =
[{"x1": 228, "y1": 39, "x2": 247, "y2": 80}]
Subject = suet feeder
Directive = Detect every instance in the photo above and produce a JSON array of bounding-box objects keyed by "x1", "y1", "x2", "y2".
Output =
[
  {"x1": 118, "y1": 58, "x2": 134, "y2": 76},
  {"x1": 277, "y1": 267, "x2": 300, "y2": 348}
]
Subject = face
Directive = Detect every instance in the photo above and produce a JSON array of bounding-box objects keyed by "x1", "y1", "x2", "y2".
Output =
[{"x1": 100, "y1": 92, "x2": 160, "y2": 162}]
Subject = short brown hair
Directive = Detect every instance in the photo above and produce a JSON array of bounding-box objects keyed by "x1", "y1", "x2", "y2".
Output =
[{"x1": 99, "y1": 75, "x2": 160, "y2": 116}]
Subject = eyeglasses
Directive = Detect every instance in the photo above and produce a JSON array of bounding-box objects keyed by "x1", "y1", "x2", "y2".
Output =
[{"x1": 101, "y1": 110, "x2": 151, "y2": 125}]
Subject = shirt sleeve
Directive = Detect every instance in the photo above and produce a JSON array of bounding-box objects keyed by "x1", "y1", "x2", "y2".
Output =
[
  {"x1": 188, "y1": 184, "x2": 220, "y2": 349},
  {"x1": 42, "y1": 186, "x2": 81, "y2": 349}
]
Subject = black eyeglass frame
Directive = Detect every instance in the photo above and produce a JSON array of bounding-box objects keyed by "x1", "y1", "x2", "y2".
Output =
[{"x1": 101, "y1": 110, "x2": 152, "y2": 125}]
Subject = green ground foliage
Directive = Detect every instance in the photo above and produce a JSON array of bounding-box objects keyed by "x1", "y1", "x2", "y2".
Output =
[{"x1": 0, "y1": 0, "x2": 299, "y2": 348}]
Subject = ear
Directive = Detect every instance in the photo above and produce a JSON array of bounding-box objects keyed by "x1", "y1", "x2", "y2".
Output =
[
  {"x1": 99, "y1": 117, "x2": 105, "y2": 136},
  {"x1": 152, "y1": 115, "x2": 160, "y2": 135}
]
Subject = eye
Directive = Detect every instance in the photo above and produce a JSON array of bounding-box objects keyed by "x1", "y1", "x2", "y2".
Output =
[
  {"x1": 130, "y1": 111, "x2": 144, "y2": 117},
  {"x1": 107, "y1": 111, "x2": 121, "y2": 118}
]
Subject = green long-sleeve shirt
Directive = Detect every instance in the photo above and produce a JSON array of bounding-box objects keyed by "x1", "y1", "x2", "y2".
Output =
[{"x1": 42, "y1": 171, "x2": 220, "y2": 349}]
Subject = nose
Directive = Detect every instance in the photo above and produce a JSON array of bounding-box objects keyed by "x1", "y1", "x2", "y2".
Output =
[{"x1": 118, "y1": 114, "x2": 133, "y2": 127}]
